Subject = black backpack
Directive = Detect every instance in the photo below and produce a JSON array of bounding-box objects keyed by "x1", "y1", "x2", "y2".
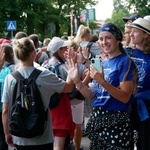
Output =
[
  {"x1": 9, "y1": 68, "x2": 47, "y2": 138},
  {"x1": 49, "y1": 63, "x2": 62, "y2": 109}
]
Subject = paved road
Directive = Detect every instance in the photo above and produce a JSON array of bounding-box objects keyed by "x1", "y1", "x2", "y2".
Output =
[
  {"x1": 9, "y1": 138, "x2": 138, "y2": 150},
  {"x1": 65, "y1": 136, "x2": 90, "y2": 150},
  {"x1": 9, "y1": 136, "x2": 90, "y2": 150},
  {"x1": 81, "y1": 136, "x2": 90, "y2": 150},
  {"x1": 9, "y1": 117, "x2": 91, "y2": 150}
]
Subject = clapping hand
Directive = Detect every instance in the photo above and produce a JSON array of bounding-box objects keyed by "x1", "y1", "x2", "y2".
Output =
[
  {"x1": 64, "y1": 47, "x2": 86, "y2": 63},
  {"x1": 81, "y1": 46, "x2": 89, "y2": 59},
  {"x1": 65, "y1": 57, "x2": 79, "y2": 84}
]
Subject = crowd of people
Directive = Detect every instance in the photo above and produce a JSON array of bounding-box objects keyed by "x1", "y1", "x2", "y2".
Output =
[{"x1": 0, "y1": 13, "x2": 149, "y2": 150}]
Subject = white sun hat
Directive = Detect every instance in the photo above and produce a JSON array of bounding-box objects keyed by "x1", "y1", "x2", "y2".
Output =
[
  {"x1": 128, "y1": 18, "x2": 150, "y2": 35},
  {"x1": 144, "y1": 15, "x2": 150, "y2": 21}
]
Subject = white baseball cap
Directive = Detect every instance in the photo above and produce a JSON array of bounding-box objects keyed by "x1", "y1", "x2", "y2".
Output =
[{"x1": 47, "y1": 37, "x2": 70, "y2": 53}]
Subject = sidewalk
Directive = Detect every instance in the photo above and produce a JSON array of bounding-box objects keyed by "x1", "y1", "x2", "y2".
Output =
[
  {"x1": 66, "y1": 116, "x2": 90, "y2": 150},
  {"x1": 65, "y1": 136, "x2": 90, "y2": 150},
  {"x1": 9, "y1": 117, "x2": 91, "y2": 150},
  {"x1": 9, "y1": 136, "x2": 90, "y2": 150}
]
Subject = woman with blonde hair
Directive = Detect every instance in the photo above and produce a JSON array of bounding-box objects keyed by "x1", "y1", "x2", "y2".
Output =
[
  {"x1": 74, "y1": 24, "x2": 100, "y2": 59},
  {"x1": 128, "y1": 18, "x2": 150, "y2": 150}
]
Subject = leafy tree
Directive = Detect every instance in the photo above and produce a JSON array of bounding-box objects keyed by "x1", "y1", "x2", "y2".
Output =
[
  {"x1": 126, "y1": 0, "x2": 150, "y2": 17},
  {"x1": 49, "y1": 0, "x2": 98, "y2": 37},
  {"x1": 0, "y1": 0, "x2": 51, "y2": 38},
  {"x1": 0, "y1": 0, "x2": 23, "y2": 38},
  {"x1": 0, "y1": 0, "x2": 97, "y2": 39},
  {"x1": 106, "y1": 0, "x2": 150, "y2": 33},
  {"x1": 105, "y1": 0, "x2": 129, "y2": 32},
  {"x1": 106, "y1": 10, "x2": 128, "y2": 32}
]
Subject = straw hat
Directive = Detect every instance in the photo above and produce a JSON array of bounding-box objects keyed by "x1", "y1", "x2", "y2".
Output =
[
  {"x1": 144, "y1": 15, "x2": 150, "y2": 21},
  {"x1": 128, "y1": 18, "x2": 150, "y2": 35}
]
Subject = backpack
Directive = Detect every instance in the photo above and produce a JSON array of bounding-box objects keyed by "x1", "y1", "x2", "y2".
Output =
[
  {"x1": 9, "y1": 68, "x2": 47, "y2": 138},
  {"x1": 87, "y1": 42, "x2": 93, "y2": 51},
  {"x1": 0, "y1": 65, "x2": 11, "y2": 110},
  {"x1": 48, "y1": 62, "x2": 63, "y2": 109},
  {"x1": 87, "y1": 42, "x2": 94, "y2": 60}
]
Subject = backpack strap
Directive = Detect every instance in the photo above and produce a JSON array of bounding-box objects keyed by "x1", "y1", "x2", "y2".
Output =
[
  {"x1": 5, "y1": 63, "x2": 11, "y2": 67},
  {"x1": 49, "y1": 62, "x2": 61, "y2": 77},
  {"x1": 28, "y1": 68, "x2": 42, "y2": 80},
  {"x1": 11, "y1": 68, "x2": 42, "y2": 81},
  {"x1": 87, "y1": 42, "x2": 93, "y2": 51},
  {"x1": 11, "y1": 71, "x2": 24, "y2": 80}
]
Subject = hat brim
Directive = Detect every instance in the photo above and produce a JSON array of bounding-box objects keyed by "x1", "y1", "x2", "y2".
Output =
[
  {"x1": 122, "y1": 14, "x2": 142, "y2": 23},
  {"x1": 62, "y1": 40, "x2": 71, "y2": 47},
  {"x1": 128, "y1": 23, "x2": 150, "y2": 35},
  {"x1": 122, "y1": 17, "x2": 130, "y2": 23}
]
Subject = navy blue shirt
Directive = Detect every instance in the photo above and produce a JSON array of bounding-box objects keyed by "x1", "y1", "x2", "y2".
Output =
[{"x1": 131, "y1": 49, "x2": 150, "y2": 92}]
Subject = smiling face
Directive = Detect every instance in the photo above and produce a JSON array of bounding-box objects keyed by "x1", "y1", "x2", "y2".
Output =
[
  {"x1": 99, "y1": 31, "x2": 120, "y2": 57},
  {"x1": 130, "y1": 27, "x2": 148, "y2": 45}
]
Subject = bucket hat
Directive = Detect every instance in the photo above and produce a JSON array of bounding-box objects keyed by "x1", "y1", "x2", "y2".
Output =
[
  {"x1": 144, "y1": 15, "x2": 150, "y2": 21},
  {"x1": 127, "y1": 18, "x2": 150, "y2": 35}
]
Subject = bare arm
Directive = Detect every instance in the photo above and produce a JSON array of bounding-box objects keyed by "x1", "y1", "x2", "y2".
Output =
[
  {"x1": 101, "y1": 80, "x2": 133, "y2": 103},
  {"x1": 75, "y1": 81, "x2": 95, "y2": 101},
  {"x1": 62, "y1": 75, "x2": 74, "y2": 93},
  {"x1": 82, "y1": 69, "x2": 91, "y2": 86},
  {"x1": 65, "y1": 58, "x2": 95, "y2": 100},
  {"x1": 2, "y1": 103, "x2": 14, "y2": 146},
  {"x1": 90, "y1": 65, "x2": 134, "y2": 103}
]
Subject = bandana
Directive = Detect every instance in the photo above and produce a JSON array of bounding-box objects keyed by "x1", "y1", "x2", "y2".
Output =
[{"x1": 99, "y1": 23, "x2": 123, "y2": 41}]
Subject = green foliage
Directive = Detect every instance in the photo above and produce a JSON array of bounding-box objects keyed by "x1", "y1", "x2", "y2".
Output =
[
  {"x1": 107, "y1": 0, "x2": 150, "y2": 33},
  {"x1": 127, "y1": 0, "x2": 150, "y2": 16},
  {"x1": 0, "y1": 0, "x2": 149, "y2": 39},
  {"x1": 0, "y1": 0, "x2": 96, "y2": 39},
  {"x1": 106, "y1": 10, "x2": 127, "y2": 32}
]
